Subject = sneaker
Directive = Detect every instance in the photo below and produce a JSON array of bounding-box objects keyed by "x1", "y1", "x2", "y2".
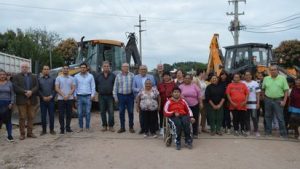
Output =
[
  {"x1": 27, "y1": 133, "x2": 37, "y2": 138},
  {"x1": 129, "y1": 128, "x2": 135, "y2": 133},
  {"x1": 186, "y1": 143, "x2": 193, "y2": 149},
  {"x1": 234, "y1": 130, "x2": 239, "y2": 136},
  {"x1": 6, "y1": 135, "x2": 14, "y2": 142},
  {"x1": 108, "y1": 127, "x2": 115, "y2": 132},
  {"x1": 60, "y1": 130, "x2": 65, "y2": 135},
  {"x1": 159, "y1": 128, "x2": 164, "y2": 135},
  {"x1": 117, "y1": 128, "x2": 126, "y2": 133},
  {"x1": 49, "y1": 130, "x2": 56, "y2": 135},
  {"x1": 86, "y1": 128, "x2": 92, "y2": 133},
  {"x1": 77, "y1": 128, "x2": 83, "y2": 133},
  {"x1": 216, "y1": 131, "x2": 223, "y2": 136},
  {"x1": 241, "y1": 131, "x2": 248, "y2": 137},
  {"x1": 143, "y1": 133, "x2": 148, "y2": 138},
  {"x1": 201, "y1": 129, "x2": 209, "y2": 133},
  {"x1": 138, "y1": 130, "x2": 144, "y2": 135},
  {"x1": 40, "y1": 131, "x2": 47, "y2": 136},
  {"x1": 152, "y1": 134, "x2": 158, "y2": 138},
  {"x1": 255, "y1": 132, "x2": 260, "y2": 137},
  {"x1": 101, "y1": 127, "x2": 107, "y2": 132},
  {"x1": 19, "y1": 135, "x2": 25, "y2": 140},
  {"x1": 193, "y1": 135, "x2": 199, "y2": 139},
  {"x1": 176, "y1": 144, "x2": 181, "y2": 150},
  {"x1": 226, "y1": 129, "x2": 231, "y2": 135}
]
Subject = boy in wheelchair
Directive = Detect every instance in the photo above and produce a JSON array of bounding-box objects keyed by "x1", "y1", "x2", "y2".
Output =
[{"x1": 164, "y1": 87, "x2": 195, "y2": 150}]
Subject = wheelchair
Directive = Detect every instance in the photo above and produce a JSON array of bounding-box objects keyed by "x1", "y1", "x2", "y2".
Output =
[{"x1": 163, "y1": 117, "x2": 193, "y2": 147}]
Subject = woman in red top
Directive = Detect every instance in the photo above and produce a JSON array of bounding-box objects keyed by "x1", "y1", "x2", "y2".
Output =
[
  {"x1": 226, "y1": 73, "x2": 249, "y2": 136},
  {"x1": 158, "y1": 72, "x2": 175, "y2": 134}
]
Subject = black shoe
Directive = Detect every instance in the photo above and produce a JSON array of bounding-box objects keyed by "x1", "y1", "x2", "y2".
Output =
[
  {"x1": 60, "y1": 131, "x2": 65, "y2": 135},
  {"x1": 117, "y1": 128, "x2": 126, "y2": 133},
  {"x1": 129, "y1": 128, "x2": 135, "y2": 133},
  {"x1": 50, "y1": 130, "x2": 56, "y2": 135},
  {"x1": 186, "y1": 143, "x2": 193, "y2": 149},
  {"x1": 66, "y1": 129, "x2": 73, "y2": 133},
  {"x1": 6, "y1": 135, "x2": 14, "y2": 142},
  {"x1": 138, "y1": 130, "x2": 144, "y2": 134},
  {"x1": 40, "y1": 131, "x2": 47, "y2": 136}
]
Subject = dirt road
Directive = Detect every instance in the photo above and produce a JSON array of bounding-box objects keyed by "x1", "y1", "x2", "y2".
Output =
[{"x1": 0, "y1": 112, "x2": 300, "y2": 169}]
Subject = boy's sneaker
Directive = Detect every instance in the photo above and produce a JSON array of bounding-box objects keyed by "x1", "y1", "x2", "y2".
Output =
[{"x1": 7, "y1": 135, "x2": 14, "y2": 142}]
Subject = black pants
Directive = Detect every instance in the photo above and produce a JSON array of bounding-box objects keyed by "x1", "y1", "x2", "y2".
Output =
[
  {"x1": 58, "y1": 100, "x2": 72, "y2": 132},
  {"x1": 232, "y1": 110, "x2": 246, "y2": 131},
  {"x1": 222, "y1": 107, "x2": 232, "y2": 129},
  {"x1": 190, "y1": 104, "x2": 199, "y2": 136},
  {"x1": 169, "y1": 116, "x2": 192, "y2": 144},
  {"x1": 141, "y1": 110, "x2": 157, "y2": 134}
]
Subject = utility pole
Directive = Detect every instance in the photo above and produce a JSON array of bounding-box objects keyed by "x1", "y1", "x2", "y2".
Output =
[
  {"x1": 226, "y1": 0, "x2": 246, "y2": 45},
  {"x1": 135, "y1": 14, "x2": 146, "y2": 62}
]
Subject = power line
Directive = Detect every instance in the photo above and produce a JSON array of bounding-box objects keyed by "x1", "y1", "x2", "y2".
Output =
[
  {"x1": 243, "y1": 25, "x2": 300, "y2": 33},
  {"x1": 0, "y1": 2, "x2": 226, "y2": 25},
  {"x1": 249, "y1": 12, "x2": 300, "y2": 27},
  {"x1": 247, "y1": 23, "x2": 300, "y2": 30},
  {"x1": 247, "y1": 16, "x2": 300, "y2": 28}
]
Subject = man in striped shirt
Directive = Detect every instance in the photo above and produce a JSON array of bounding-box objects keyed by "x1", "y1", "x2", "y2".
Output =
[{"x1": 113, "y1": 63, "x2": 135, "y2": 133}]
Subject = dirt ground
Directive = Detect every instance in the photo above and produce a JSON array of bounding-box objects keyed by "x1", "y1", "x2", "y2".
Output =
[{"x1": 0, "y1": 111, "x2": 300, "y2": 169}]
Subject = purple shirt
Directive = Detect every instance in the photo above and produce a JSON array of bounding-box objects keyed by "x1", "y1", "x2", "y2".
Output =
[{"x1": 179, "y1": 83, "x2": 201, "y2": 107}]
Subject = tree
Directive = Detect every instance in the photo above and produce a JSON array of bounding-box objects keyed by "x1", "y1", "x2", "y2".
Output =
[
  {"x1": 274, "y1": 40, "x2": 300, "y2": 68},
  {"x1": 54, "y1": 38, "x2": 78, "y2": 64},
  {"x1": 172, "y1": 61, "x2": 207, "y2": 73}
]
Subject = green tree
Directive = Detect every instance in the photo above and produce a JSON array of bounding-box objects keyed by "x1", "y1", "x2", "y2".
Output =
[
  {"x1": 54, "y1": 38, "x2": 78, "y2": 64},
  {"x1": 274, "y1": 40, "x2": 300, "y2": 68}
]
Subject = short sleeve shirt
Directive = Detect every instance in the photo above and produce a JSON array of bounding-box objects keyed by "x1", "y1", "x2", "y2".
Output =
[
  {"x1": 243, "y1": 80, "x2": 261, "y2": 109},
  {"x1": 138, "y1": 87, "x2": 160, "y2": 111},
  {"x1": 55, "y1": 75, "x2": 75, "y2": 100},
  {"x1": 226, "y1": 82, "x2": 249, "y2": 110},
  {"x1": 262, "y1": 75, "x2": 289, "y2": 98}
]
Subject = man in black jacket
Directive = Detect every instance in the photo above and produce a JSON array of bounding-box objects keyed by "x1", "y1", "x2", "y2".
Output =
[{"x1": 95, "y1": 61, "x2": 116, "y2": 132}]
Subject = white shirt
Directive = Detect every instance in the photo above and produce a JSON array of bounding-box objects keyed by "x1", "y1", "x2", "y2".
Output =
[
  {"x1": 243, "y1": 80, "x2": 261, "y2": 109},
  {"x1": 74, "y1": 72, "x2": 96, "y2": 97}
]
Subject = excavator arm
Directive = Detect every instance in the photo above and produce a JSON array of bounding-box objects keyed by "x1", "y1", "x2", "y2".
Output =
[
  {"x1": 125, "y1": 33, "x2": 142, "y2": 66},
  {"x1": 206, "y1": 34, "x2": 224, "y2": 76}
]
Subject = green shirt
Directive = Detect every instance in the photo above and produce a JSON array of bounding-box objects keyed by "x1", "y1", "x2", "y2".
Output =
[{"x1": 262, "y1": 75, "x2": 289, "y2": 98}]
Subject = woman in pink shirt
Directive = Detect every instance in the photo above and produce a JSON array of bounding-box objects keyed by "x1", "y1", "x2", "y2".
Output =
[{"x1": 179, "y1": 74, "x2": 203, "y2": 138}]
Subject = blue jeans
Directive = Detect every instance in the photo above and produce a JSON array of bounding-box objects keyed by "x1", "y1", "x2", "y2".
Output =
[
  {"x1": 117, "y1": 93, "x2": 134, "y2": 129},
  {"x1": 77, "y1": 95, "x2": 92, "y2": 129},
  {"x1": 99, "y1": 95, "x2": 114, "y2": 127},
  {"x1": 58, "y1": 100, "x2": 72, "y2": 132},
  {"x1": 264, "y1": 97, "x2": 287, "y2": 136},
  {"x1": 0, "y1": 100, "x2": 12, "y2": 137},
  {"x1": 40, "y1": 99, "x2": 55, "y2": 131}
]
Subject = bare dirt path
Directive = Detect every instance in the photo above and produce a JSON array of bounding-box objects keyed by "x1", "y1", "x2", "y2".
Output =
[{"x1": 1, "y1": 112, "x2": 299, "y2": 169}]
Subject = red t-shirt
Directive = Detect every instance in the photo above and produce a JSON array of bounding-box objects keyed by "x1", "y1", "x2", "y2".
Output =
[{"x1": 226, "y1": 82, "x2": 249, "y2": 111}]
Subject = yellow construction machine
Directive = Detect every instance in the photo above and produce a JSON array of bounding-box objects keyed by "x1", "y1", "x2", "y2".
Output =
[{"x1": 206, "y1": 34, "x2": 298, "y2": 78}]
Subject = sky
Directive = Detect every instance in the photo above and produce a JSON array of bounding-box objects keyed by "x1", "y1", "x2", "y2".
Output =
[{"x1": 0, "y1": 0, "x2": 299, "y2": 70}]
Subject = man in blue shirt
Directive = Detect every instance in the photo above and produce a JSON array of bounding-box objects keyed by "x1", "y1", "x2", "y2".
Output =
[
  {"x1": 132, "y1": 65, "x2": 156, "y2": 134},
  {"x1": 74, "y1": 63, "x2": 96, "y2": 132}
]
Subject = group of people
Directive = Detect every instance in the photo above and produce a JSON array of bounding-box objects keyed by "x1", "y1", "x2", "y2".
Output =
[{"x1": 0, "y1": 61, "x2": 299, "y2": 151}]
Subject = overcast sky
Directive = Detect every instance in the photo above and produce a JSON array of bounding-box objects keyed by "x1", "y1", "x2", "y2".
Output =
[{"x1": 0, "y1": 0, "x2": 299, "y2": 69}]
